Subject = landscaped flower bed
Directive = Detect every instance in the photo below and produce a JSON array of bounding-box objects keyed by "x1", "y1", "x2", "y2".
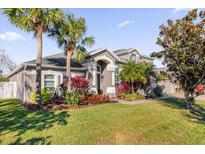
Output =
[
  {"x1": 25, "y1": 94, "x2": 111, "y2": 110},
  {"x1": 27, "y1": 76, "x2": 112, "y2": 110},
  {"x1": 116, "y1": 82, "x2": 145, "y2": 101}
]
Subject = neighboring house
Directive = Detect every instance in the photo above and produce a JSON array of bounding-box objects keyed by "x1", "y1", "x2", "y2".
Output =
[
  {"x1": 154, "y1": 67, "x2": 176, "y2": 95},
  {"x1": 8, "y1": 48, "x2": 153, "y2": 102}
]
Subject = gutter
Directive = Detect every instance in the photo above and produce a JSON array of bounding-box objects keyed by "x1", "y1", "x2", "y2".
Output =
[
  {"x1": 8, "y1": 63, "x2": 88, "y2": 78},
  {"x1": 23, "y1": 63, "x2": 88, "y2": 71}
]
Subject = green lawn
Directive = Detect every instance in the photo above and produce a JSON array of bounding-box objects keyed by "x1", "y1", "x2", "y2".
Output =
[{"x1": 0, "y1": 98, "x2": 205, "y2": 144}]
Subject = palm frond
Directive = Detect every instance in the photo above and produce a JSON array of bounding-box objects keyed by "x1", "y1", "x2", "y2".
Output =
[
  {"x1": 81, "y1": 36, "x2": 95, "y2": 47},
  {"x1": 74, "y1": 45, "x2": 86, "y2": 63}
]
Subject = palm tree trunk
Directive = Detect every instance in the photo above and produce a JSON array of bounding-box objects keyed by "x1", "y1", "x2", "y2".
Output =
[
  {"x1": 131, "y1": 81, "x2": 134, "y2": 94},
  {"x1": 36, "y1": 26, "x2": 43, "y2": 107},
  {"x1": 66, "y1": 49, "x2": 74, "y2": 92}
]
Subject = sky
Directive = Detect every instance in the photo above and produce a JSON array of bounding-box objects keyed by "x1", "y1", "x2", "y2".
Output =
[{"x1": 0, "y1": 8, "x2": 191, "y2": 68}]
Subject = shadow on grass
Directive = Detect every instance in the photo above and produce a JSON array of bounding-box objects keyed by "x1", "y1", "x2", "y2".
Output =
[
  {"x1": 0, "y1": 99, "x2": 70, "y2": 144},
  {"x1": 158, "y1": 97, "x2": 205, "y2": 124},
  {"x1": 157, "y1": 97, "x2": 187, "y2": 109},
  {"x1": 9, "y1": 136, "x2": 52, "y2": 145}
]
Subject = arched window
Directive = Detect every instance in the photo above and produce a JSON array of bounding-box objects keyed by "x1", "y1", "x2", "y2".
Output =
[{"x1": 97, "y1": 65, "x2": 101, "y2": 74}]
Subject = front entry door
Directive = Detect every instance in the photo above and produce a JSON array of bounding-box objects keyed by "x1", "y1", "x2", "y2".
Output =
[{"x1": 97, "y1": 73, "x2": 101, "y2": 94}]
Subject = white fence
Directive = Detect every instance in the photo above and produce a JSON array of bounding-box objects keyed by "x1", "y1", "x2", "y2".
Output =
[{"x1": 0, "y1": 82, "x2": 16, "y2": 99}]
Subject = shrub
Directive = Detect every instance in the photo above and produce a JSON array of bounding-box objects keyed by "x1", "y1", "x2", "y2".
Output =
[
  {"x1": 120, "y1": 93, "x2": 144, "y2": 101},
  {"x1": 85, "y1": 94, "x2": 110, "y2": 104},
  {"x1": 31, "y1": 88, "x2": 53, "y2": 104},
  {"x1": 116, "y1": 81, "x2": 129, "y2": 95},
  {"x1": 153, "y1": 85, "x2": 164, "y2": 97},
  {"x1": 60, "y1": 76, "x2": 91, "y2": 95},
  {"x1": 49, "y1": 91, "x2": 65, "y2": 104},
  {"x1": 71, "y1": 76, "x2": 90, "y2": 92},
  {"x1": 63, "y1": 92, "x2": 80, "y2": 106}
]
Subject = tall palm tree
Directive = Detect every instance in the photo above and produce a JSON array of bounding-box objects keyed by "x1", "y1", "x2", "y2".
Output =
[
  {"x1": 49, "y1": 14, "x2": 95, "y2": 92},
  {"x1": 119, "y1": 61, "x2": 147, "y2": 93},
  {"x1": 3, "y1": 9, "x2": 63, "y2": 106}
]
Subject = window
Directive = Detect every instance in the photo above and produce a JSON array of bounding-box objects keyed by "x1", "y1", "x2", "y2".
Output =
[
  {"x1": 63, "y1": 75, "x2": 67, "y2": 82},
  {"x1": 97, "y1": 65, "x2": 101, "y2": 74},
  {"x1": 130, "y1": 54, "x2": 136, "y2": 61},
  {"x1": 115, "y1": 67, "x2": 120, "y2": 85},
  {"x1": 44, "y1": 74, "x2": 55, "y2": 91}
]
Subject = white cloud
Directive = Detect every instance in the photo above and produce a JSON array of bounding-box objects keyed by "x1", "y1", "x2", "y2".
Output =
[
  {"x1": 116, "y1": 20, "x2": 134, "y2": 29},
  {"x1": 0, "y1": 32, "x2": 25, "y2": 41},
  {"x1": 171, "y1": 8, "x2": 191, "y2": 14}
]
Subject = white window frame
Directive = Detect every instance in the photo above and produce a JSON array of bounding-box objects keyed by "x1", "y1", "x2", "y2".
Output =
[{"x1": 44, "y1": 74, "x2": 55, "y2": 90}]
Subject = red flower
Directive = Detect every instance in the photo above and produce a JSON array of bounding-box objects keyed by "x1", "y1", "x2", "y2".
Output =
[
  {"x1": 116, "y1": 81, "x2": 129, "y2": 94},
  {"x1": 195, "y1": 85, "x2": 204, "y2": 92}
]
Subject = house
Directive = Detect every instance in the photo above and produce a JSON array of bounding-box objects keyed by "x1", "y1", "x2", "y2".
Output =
[
  {"x1": 154, "y1": 67, "x2": 177, "y2": 95},
  {"x1": 8, "y1": 48, "x2": 153, "y2": 102}
]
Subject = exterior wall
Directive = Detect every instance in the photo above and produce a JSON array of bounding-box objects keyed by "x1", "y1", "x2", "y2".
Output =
[
  {"x1": 25, "y1": 67, "x2": 86, "y2": 101},
  {"x1": 9, "y1": 66, "x2": 86, "y2": 102},
  {"x1": 117, "y1": 50, "x2": 153, "y2": 63},
  {"x1": 158, "y1": 80, "x2": 176, "y2": 95},
  {"x1": 9, "y1": 70, "x2": 24, "y2": 100},
  {"x1": 92, "y1": 50, "x2": 117, "y2": 94}
]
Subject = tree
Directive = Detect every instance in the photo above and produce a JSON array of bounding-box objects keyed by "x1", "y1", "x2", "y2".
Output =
[
  {"x1": 49, "y1": 13, "x2": 95, "y2": 92},
  {"x1": 151, "y1": 9, "x2": 205, "y2": 109},
  {"x1": 0, "y1": 49, "x2": 16, "y2": 75},
  {"x1": 119, "y1": 61, "x2": 147, "y2": 93},
  {"x1": 3, "y1": 9, "x2": 63, "y2": 106}
]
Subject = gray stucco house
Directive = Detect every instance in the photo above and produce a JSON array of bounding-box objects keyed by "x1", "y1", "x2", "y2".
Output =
[{"x1": 8, "y1": 48, "x2": 153, "y2": 102}]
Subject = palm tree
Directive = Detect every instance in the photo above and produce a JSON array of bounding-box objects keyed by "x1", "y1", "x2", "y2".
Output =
[
  {"x1": 119, "y1": 61, "x2": 147, "y2": 93},
  {"x1": 3, "y1": 9, "x2": 63, "y2": 106},
  {"x1": 49, "y1": 13, "x2": 95, "y2": 92}
]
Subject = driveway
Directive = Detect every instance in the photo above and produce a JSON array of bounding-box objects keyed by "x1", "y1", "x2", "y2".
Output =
[{"x1": 172, "y1": 93, "x2": 205, "y2": 101}]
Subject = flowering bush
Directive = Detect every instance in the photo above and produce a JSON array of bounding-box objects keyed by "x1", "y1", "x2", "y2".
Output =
[
  {"x1": 71, "y1": 76, "x2": 90, "y2": 92},
  {"x1": 116, "y1": 81, "x2": 129, "y2": 94},
  {"x1": 195, "y1": 85, "x2": 204, "y2": 92},
  {"x1": 80, "y1": 94, "x2": 110, "y2": 105},
  {"x1": 60, "y1": 76, "x2": 90, "y2": 94}
]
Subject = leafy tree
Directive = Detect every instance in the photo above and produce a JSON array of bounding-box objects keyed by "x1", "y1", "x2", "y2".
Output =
[
  {"x1": 49, "y1": 13, "x2": 95, "y2": 92},
  {"x1": 151, "y1": 9, "x2": 205, "y2": 109},
  {"x1": 0, "y1": 49, "x2": 16, "y2": 75},
  {"x1": 119, "y1": 61, "x2": 147, "y2": 93},
  {"x1": 3, "y1": 9, "x2": 63, "y2": 106}
]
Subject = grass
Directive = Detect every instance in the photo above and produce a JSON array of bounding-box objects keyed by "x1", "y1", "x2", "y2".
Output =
[{"x1": 0, "y1": 98, "x2": 205, "y2": 144}]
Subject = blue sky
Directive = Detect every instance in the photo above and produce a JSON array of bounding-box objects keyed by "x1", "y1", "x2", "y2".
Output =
[{"x1": 0, "y1": 8, "x2": 190, "y2": 67}]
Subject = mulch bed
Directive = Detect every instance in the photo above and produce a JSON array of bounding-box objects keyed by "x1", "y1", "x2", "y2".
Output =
[{"x1": 23, "y1": 101, "x2": 118, "y2": 111}]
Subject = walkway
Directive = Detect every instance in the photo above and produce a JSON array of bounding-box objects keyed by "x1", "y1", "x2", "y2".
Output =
[{"x1": 172, "y1": 93, "x2": 205, "y2": 101}]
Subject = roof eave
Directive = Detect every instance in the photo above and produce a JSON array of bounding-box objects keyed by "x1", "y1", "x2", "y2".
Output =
[{"x1": 24, "y1": 63, "x2": 88, "y2": 71}]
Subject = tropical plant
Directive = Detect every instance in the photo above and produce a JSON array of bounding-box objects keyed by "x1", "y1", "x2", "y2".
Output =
[
  {"x1": 60, "y1": 76, "x2": 91, "y2": 95},
  {"x1": 119, "y1": 61, "x2": 147, "y2": 93},
  {"x1": 31, "y1": 88, "x2": 53, "y2": 105},
  {"x1": 63, "y1": 92, "x2": 80, "y2": 106},
  {"x1": 153, "y1": 85, "x2": 164, "y2": 97},
  {"x1": 49, "y1": 13, "x2": 95, "y2": 92},
  {"x1": 151, "y1": 9, "x2": 205, "y2": 109},
  {"x1": 71, "y1": 76, "x2": 90, "y2": 93},
  {"x1": 3, "y1": 9, "x2": 63, "y2": 106}
]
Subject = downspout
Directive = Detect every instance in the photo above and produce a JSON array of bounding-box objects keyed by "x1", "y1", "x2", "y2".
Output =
[{"x1": 23, "y1": 64, "x2": 27, "y2": 103}]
